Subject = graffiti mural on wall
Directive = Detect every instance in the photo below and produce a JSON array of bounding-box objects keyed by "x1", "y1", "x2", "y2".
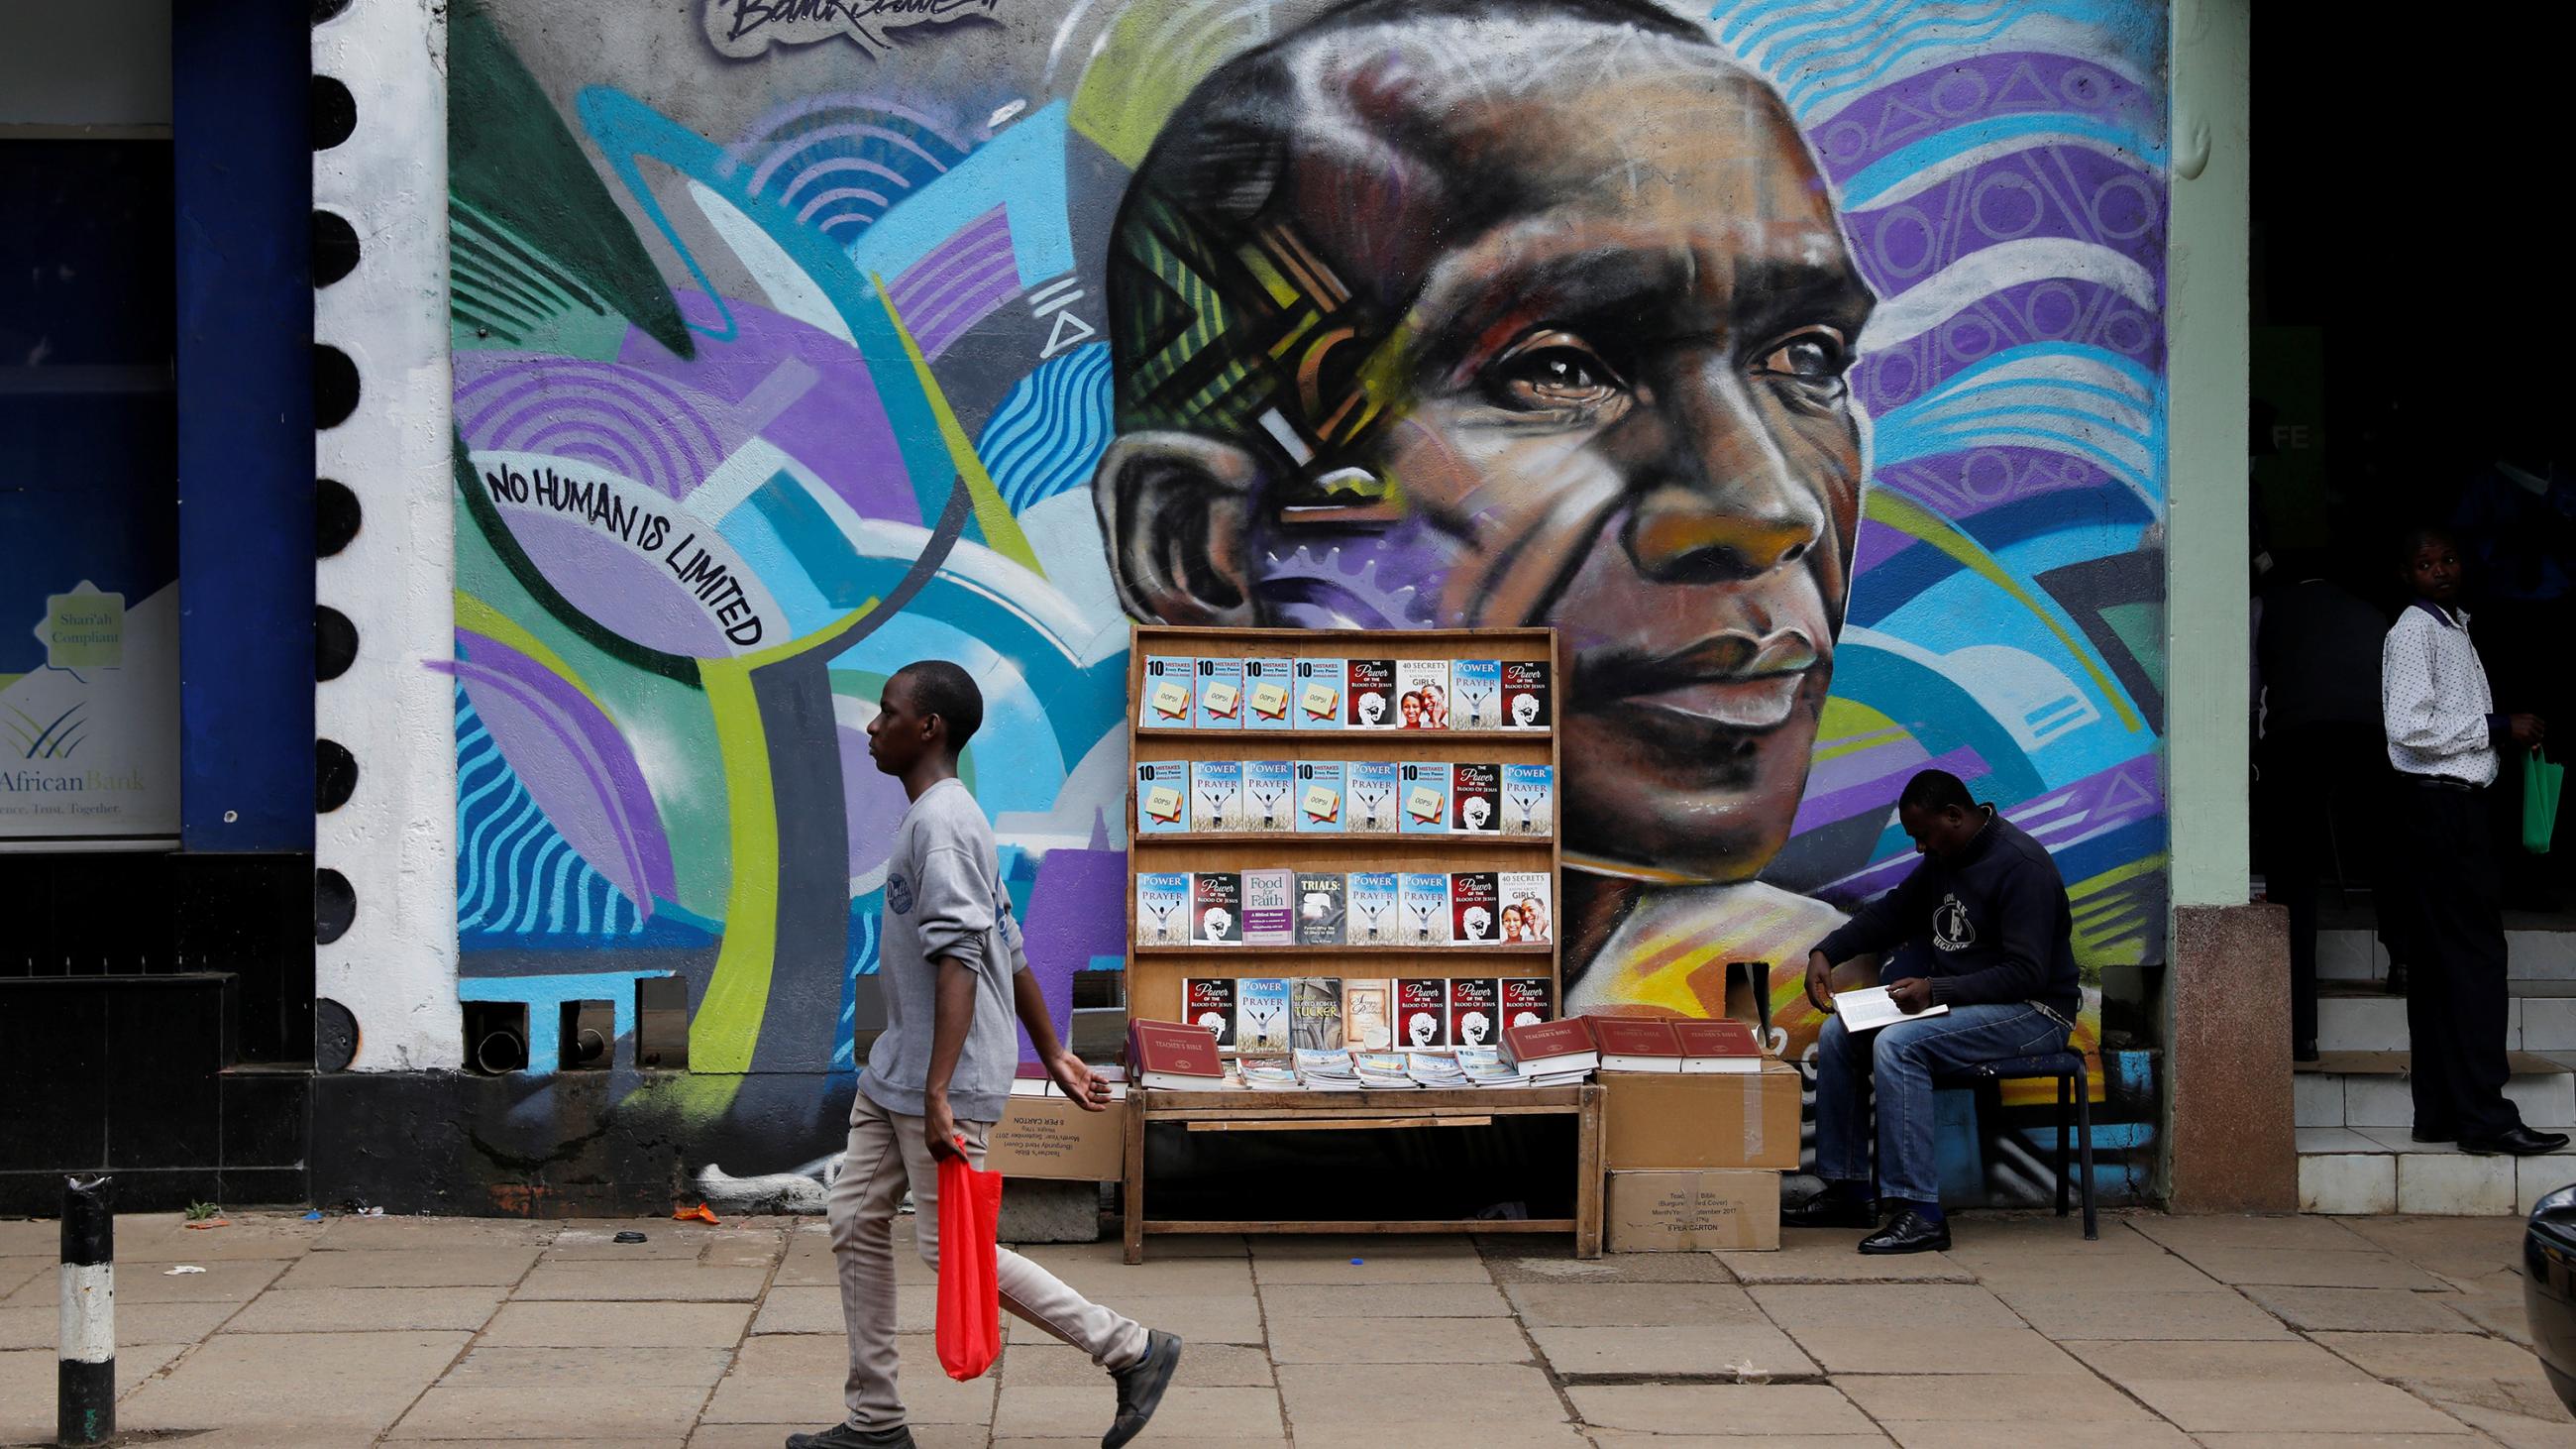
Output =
[{"x1": 446, "y1": 0, "x2": 2168, "y2": 1204}]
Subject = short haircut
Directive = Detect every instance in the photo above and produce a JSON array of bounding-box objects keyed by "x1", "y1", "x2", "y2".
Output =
[
  {"x1": 892, "y1": 660, "x2": 984, "y2": 749},
  {"x1": 1897, "y1": 769, "x2": 1977, "y2": 815},
  {"x1": 2395, "y1": 522, "x2": 2457, "y2": 566}
]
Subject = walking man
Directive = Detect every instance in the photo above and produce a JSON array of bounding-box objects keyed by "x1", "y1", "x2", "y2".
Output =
[
  {"x1": 792, "y1": 661, "x2": 1180, "y2": 1449},
  {"x1": 2383, "y1": 527, "x2": 2568, "y2": 1156},
  {"x1": 1784, "y1": 770, "x2": 2080, "y2": 1253}
]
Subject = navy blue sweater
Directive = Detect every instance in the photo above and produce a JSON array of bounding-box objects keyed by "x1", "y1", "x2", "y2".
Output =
[{"x1": 1813, "y1": 808, "x2": 2081, "y2": 1021}]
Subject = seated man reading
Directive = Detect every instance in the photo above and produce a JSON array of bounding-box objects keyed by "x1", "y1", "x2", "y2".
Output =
[{"x1": 1785, "y1": 770, "x2": 2081, "y2": 1254}]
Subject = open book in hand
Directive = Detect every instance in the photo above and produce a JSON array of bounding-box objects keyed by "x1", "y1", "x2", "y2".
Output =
[{"x1": 1834, "y1": 985, "x2": 1950, "y2": 1032}]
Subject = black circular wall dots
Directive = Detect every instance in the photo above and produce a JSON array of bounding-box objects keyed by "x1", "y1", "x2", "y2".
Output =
[
  {"x1": 314, "y1": 344, "x2": 359, "y2": 428},
  {"x1": 311, "y1": 210, "x2": 360, "y2": 286},
  {"x1": 315, "y1": 868, "x2": 357, "y2": 945},
  {"x1": 315, "y1": 999, "x2": 359, "y2": 1072},
  {"x1": 309, "y1": 75, "x2": 355, "y2": 151},
  {"x1": 312, "y1": 0, "x2": 353, "y2": 22},
  {"x1": 317, "y1": 479, "x2": 360, "y2": 556},
  {"x1": 316, "y1": 738, "x2": 359, "y2": 813},
  {"x1": 315, "y1": 606, "x2": 359, "y2": 681}
]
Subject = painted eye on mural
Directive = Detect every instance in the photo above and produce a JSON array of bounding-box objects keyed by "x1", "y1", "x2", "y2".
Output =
[
  {"x1": 1750, "y1": 329, "x2": 1851, "y2": 387},
  {"x1": 1483, "y1": 332, "x2": 1628, "y2": 414}
]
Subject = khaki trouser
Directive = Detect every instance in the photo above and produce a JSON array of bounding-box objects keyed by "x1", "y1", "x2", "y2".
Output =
[{"x1": 829, "y1": 1088, "x2": 1146, "y2": 1430}]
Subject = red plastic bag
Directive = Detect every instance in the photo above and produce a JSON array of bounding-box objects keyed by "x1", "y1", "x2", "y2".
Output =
[{"x1": 933, "y1": 1139, "x2": 1004, "y2": 1382}]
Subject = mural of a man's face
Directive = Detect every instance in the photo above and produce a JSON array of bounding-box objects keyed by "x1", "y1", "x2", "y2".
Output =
[{"x1": 1100, "y1": 2, "x2": 1873, "y2": 885}]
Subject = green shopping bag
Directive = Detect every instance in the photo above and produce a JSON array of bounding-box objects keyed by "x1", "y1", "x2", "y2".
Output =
[{"x1": 2525, "y1": 747, "x2": 2565, "y2": 854}]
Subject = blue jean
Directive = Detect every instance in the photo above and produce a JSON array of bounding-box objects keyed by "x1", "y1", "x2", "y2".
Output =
[{"x1": 1814, "y1": 1001, "x2": 2070, "y2": 1206}]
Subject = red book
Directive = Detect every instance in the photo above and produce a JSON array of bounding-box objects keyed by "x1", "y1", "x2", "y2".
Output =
[
  {"x1": 1502, "y1": 1017, "x2": 1598, "y2": 1076},
  {"x1": 1127, "y1": 1019, "x2": 1225, "y2": 1090},
  {"x1": 1672, "y1": 1018, "x2": 1764, "y2": 1074},
  {"x1": 1588, "y1": 1015, "x2": 1685, "y2": 1073}
]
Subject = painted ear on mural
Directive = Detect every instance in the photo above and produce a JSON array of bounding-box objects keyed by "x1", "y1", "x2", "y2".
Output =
[{"x1": 1093, "y1": 430, "x2": 1268, "y2": 625}]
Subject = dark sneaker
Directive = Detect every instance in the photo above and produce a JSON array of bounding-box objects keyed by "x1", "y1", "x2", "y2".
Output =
[
  {"x1": 1857, "y1": 1208, "x2": 1952, "y2": 1256},
  {"x1": 1104, "y1": 1328, "x2": 1183, "y2": 1449},
  {"x1": 786, "y1": 1422, "x2": 916, "y2": 1449}
]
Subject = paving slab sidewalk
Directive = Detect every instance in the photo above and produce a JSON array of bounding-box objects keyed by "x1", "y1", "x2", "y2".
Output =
[{"x1": 0, "y1": 1210, "x2": 2562, "y2": 1447}]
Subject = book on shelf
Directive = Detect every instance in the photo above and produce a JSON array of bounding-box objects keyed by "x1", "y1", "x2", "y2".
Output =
[
  {"x1": 1193, "y1": 656, "x2": 1245, "y2": 729},
  {"x1": 1236, "y1": 976, "x2": 1293, "y2": 1053},
  {"x1": 1396, "y1": 977, "x2": 1449, "y2": 1048},
  {"x1": 1501, "y1": 762, "x2": 1555, "y2": 836},
  {"x1": 1834, "y1": 985, "x2": 1950, "y2": 1032},
  {"x1": 1352, "y1": 1049, "x2": 1417, "y2": 1087},
  {"x1": 1191, "y1": 871, "x2": 1243, "y2": 946},
  {"x1": 1346, "y1": 658, "x2": 1398, "y2": 729},
  {"x1": 1450, "y1": 871, "x2": 1501, "y2": 946},
  {"x1": 1406, "y1": 1050, "x2": 1471, "y2": 1088},
  {"x1": 1290, "y1": 976, "x2": 1345, "y2": 1050},
  {"x1": 1499, "y1": 976, "x2": 1555, "y2": 1031},
  {"x1": 1182, "y1": 977, "x2": 1237, "y2": 1047},
  {"x1": 1458, "y1": 1046, "x2": 1522, "y2": 1087},
  {"x1": 1242, "y1": 655, "x2": 1295, "y2": 730},
  {"x1": 1398, "y1": 872, "x2": 1452, "y2": 947},
  {"x1": 1589, "y1": 1015, "x2": 1685, "y2": 1072},
  {"x1": 1188, "y1": 758, "x2": 1244, "y2": 833},
  {"x1": 1502, "y1": 658, "x2": 1552, "y2": 730},
  {"x1": 1396, "y1": 659, "x2": 1451, "y2": 729},
  {"x1": 1399, "y1": 761, "x2": 1452, "y2": 835},
  {"x1": 1451, "y1": 762, "x2": 1501, "y2": 836},
  {"x1": 1239, "y1": 1058, "x2": 1302, "y2": 1090},
  {"x1": 1294, "y1": 872, "x2": 1346, "y2": 946},
  {"x1": 1673, "y1": 1018, "x2": 1765, "y2": 1073},
  {"x1": 1137, "y1": 655, "x2": 1194, "y2": 726},
  {"x1": 1241, "y1": 867, "x2": 1296, "y2": 946},
  {"x1": 1295, "y1": 656, "x2": 1343, "y2": 729},
  {"x1": 1346, "y1": 871, "x2": 1401, "y2": 946},
  {"x1": 1451, "y1": 658, "x2": 1502, "y2": 728},
  {"x1": 1134, "y1": 760, "x2": 1189, "y2": 835},
  {"x1": 1136, "y1": 872, "x2": 1190, "y2": 947},
  {"x1": 1294, "y1": 760, "x2": 1345, "y2": 834},
  {"x1": 1239, "y1": 759, "x2": 1296, "y2": 834},
  {"x1": 1446, "y1": 976, "x2": 1501, "y2": 1049},
  {"x1": 1502, "y1": 1016, "x2": 1598, "y2": 1077},
  {"x1": 1127, "y1": 1019, "x2": 1225, "y2": 1090},
  {"x1": 1342, "y1": 978, "x2": 1393, "y2": 1050},
  {"x1": 1498, "y1": 870, "x2": 1555, "y2": 945},
  {"x1": 1346, "y1": 760, "x2": 1401, "y2": 834},
  {"x1": 1292, "y1": 1048, "x2": 1361, "y2": 1089}
]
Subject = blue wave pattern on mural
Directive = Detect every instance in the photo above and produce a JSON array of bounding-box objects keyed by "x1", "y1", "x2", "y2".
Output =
[
  {"x1": 455, "y1": 688, "x2": 651, "y2": 941},
  {"x1": 977, "y1": 342, "x2": 1115, "y2": 514}
]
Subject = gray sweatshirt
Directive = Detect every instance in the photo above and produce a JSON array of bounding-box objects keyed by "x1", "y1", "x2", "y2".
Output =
[{"x1": 859, "y1": 778, "x2": 1021, "y2": 1123}]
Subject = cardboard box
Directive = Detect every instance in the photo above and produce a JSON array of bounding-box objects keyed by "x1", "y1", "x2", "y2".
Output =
[
  {"x1": 1607, "y1": 1170, "x2": 1779, "y2": 1252},
  {"x1": 983, "y1": 1095, "x2": 1126, "y2": 1180},
  {"x1": 1603, "y1": 1060, "x2": 1801, "y2": 1170}
]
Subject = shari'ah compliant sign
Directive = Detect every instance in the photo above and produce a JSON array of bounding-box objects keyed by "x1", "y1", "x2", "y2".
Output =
[{"x1": 0, "y1": 581, "x2": 179, "y2": 848}]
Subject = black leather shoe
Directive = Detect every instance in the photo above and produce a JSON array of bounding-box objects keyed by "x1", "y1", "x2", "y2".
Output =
[
  {"x1": 1858, "y1": 1208, "x2": 1952, "y2": 1255},
  {"x1": 1104, "y1": 1328, "x2": 1182, "y2": 1449},
  {"x1": 786, "y1": 1423, "x2": 915, "y2": 1449},
  {"x1": 2460, "y1": 1126, "x2": 2572, "y2": 1157},
  {"x1": 1781, "y1": 1193, "x2": 1878, "y2": 1230}
]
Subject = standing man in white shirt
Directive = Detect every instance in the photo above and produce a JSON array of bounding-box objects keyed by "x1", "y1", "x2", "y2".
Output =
[{"x1": 2383, "y1": 526, "x2": 2568, "y2": 1156}]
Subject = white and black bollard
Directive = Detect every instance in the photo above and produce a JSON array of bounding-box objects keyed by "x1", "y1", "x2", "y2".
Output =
[{"x1": 57, "y1": 1175, "x2": 113, "y2": 1446}]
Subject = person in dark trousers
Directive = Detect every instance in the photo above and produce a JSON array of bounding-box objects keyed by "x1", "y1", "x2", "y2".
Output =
[
  {"x1": 792, "y1": 661, "x2": 1180, "y2": 1449},
  {"x1": 2382, "y1": 527, "x2": 2568, "y2": 1157},
  {"x1": 2256, "y1": 564, "x2": 2406, "y2": 1057},
  {"x1": 1784, "y1": 770, "x2": 2081, "y2": 1254}
]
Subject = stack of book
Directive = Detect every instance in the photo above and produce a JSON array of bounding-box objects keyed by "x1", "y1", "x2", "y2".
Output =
[
  {"x1": 1406, "y1": 1052, "x2": 1472, "y2": 1089},
  {"x1": 1589, "y1": 1017, "x2": 1764, "y2": 1073},
  {"x1": 1457, "y1": 1047, "x2": 1524, "y2": 1088},
  {"x1": 1126, "y1": 1019, "x2": 1228, "y2": 1091},
  {"x1": 1136, "y1": 653, "x2": 1552, "y2": 732},
  {"x1": 1502, "y1": 1017, "x2": 1601, "y2": 1084},
  {"x1": 1292, "y1": 1049, "x2": 1364, "y2": 1089},
  {"x1": 1353, "y1": 1051, "x2": 1417, "y2": 1088}
]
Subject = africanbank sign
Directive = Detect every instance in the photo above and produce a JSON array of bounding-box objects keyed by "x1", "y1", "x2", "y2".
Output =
[{"x1": 0, "y1": 581, "x2": 178, "y2": 848}]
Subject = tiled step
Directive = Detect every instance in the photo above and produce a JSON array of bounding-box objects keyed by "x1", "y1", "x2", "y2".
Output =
[
  {"x1": 2295, "y1": 1057, "x2": 2576, "y2": 1130},
  {"x1": 2298, "y1": 1128, "x2": 2576, "y2": 1215},
  {"x1": 2317, "y1": 982, "x2": 2576, "y2": 1053},
  {"x1": 2320, "y1": 927, "x2": 2576, "y2": 982}
]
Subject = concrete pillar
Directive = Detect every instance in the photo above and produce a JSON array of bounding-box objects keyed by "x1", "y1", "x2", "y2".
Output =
[{"x1": 2161, "y1": 0, "x2": 2291, "y2": 1211}]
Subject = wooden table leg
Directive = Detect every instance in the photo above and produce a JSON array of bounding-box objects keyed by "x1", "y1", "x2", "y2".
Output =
[
  {"x1": 1574, "y1": 1084, "x2": 1604, "y2": 1259},
  {"x1": 1123, "y1": 1092, "x2": 1146, "y2": 1265}
]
